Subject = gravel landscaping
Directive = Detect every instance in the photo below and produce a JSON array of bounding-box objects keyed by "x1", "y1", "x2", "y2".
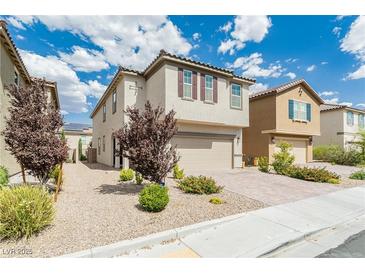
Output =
[{"x1": 0, "y1": 163, "x2": 265, "y2": 258}]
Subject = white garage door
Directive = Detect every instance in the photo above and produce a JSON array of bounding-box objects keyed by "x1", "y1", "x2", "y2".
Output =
[
  {"x1": 274, "y1": 138, "x2": 307, "y2": 164},
  {"x1": 171, "y1": 137, "x2": 233, "y2": 170}
]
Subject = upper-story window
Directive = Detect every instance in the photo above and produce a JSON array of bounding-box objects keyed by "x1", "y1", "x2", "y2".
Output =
[
  {"x1": 183, "y1": 70, "x2": 192, "y2": 99},
  {"x1": 289, "y1": 100, "x2": 311, "y2": 122},
  {"x1": 14, "y1": 69, "x2": 19, "y2": 87},
  {"x1": 205, "y1": 75, "x2": 213, "y2": 102},
  {"x1": 102, "y1": 136, "x2": 105, "y2": 152},
  {"x1": 347, "y1": 111, "x2": 354, "y2": 126},
  {"x1": 103, "y1": 104, "x2": 106, "y2": 122},
  {"x1": 358, "y1": 113, "x2": 364, "y2": 129},
  {"x1": 98, "y1": 138, "x2": 101, "y2": 155},
  {"x1": 112, "y1": 90, "x2": 117, "y2": 114},
  {"x1": 231, "y1": 83, "x2": 241, "y2": 109}
]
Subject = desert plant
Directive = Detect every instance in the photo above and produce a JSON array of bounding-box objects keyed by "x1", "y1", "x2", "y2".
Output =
[
  {"x1": 138, "y1": 184, "x2": 169, "y2": 212},
  {"x1": 135, "y1": 172, "x2": 144, "y2": 185},
  {"x1": 113, "y1": 101, "x2": 179, "y2": 184},
  {"x1": 272, "y1": 142, "x2": 295, "y2": 175},
  {"x1": 178, "y1": 176, "x2": 223, "y2": 195},
  {"x1": 80, "y1": 154, "x2": 87, "y2": 161},
  {"x1": 258, "y1": 156, "x2": 270, "y2": 173},
  {"x1": 173, "y1": 164, "x2": 184, "y2": 179},
  {"x1": 209, "y1": 197, "x2": 224, "y2": 204},
  {"x1": 78, "y1": 138, "x2": 83, "y2": 161},
  {"x1": 349, "y1": 170, "x2": 365, "y2": 180},
  {"x1": 49, "y1": 165, "x2": 61, "y2": 180},
  {"x1": 284, "y1": 165, "x2": 340, "y2": 183},
  {"x1": 2, "y1": 79, "x2": 68, "y2": 184},
  {"x1": 0, "y1": 185, "x2": 55, "y2": 239},
  {"x1": 313, "y1": 145, "x2": 362, "y2": 166},
  {"x1": 119, "y1": 168, "x2": 135, "y2": 181},
  {"x1": 0, "y1": 166, "x2": 9, "y2": 188}
]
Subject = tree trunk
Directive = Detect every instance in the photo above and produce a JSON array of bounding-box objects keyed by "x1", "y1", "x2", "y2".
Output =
[{"x1": 21, "y1": 164, "x2": 26, "y2": 184}]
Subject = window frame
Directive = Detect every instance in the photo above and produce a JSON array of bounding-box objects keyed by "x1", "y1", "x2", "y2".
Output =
[
  {"x1": 205, "y1": 74, "x2": 214, "y2": 103},
  {"x1": 183, "y1": 69, "x2": 193, "y2": 99},
  {"x1": 359, "y1": 113, "x2": 365, "y2": 129},
  {"x1": 347, "y1": 111, "x2": 354, "y2": 126},
  {"x1": 112, "y1": 90, "x2": 117, "y2": 114},
  {"x1": 103, "y1": 104, "x2": 106, "y2": 122},
  {"x1": 293, "y1": 100, "x2": 309, "y2": 122},
  {"x1": 102, "y1": 136, "x2": 105, "y2": 152},
  {"x1": 98, "y1": 138, "x2": 101, "y2": 155},
  {"x1": 230, "y1": 83, "x2": 242, "y2": 109},
  {"x1": 14, "y1": 67, "x2": 19, "y2": 87}
]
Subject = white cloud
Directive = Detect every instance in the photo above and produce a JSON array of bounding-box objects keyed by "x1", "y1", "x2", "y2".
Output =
[
  {"x1": 340, "y1": 102, "x2": 353, "y2": 107},
  {"x1": 321, "y1": 61, "x2": 328, "y2": 65},
  {"x1": 229, "y1": 52, "x2": 284, "y2": 78},
  {"x1": 219, "y1": 21, "x2": 232, "y2": 33},
  {"x1": 325, "y1": 97, "x2": 339, "y2": 104},
  {"x1": 192, "y1": 32, "x2": 201, "y2": 41},
  {"x1": 319, "y1": 91, "x2": 337, "y2": 97},
  {"x1": 218, "y1": 16, "x2": 272, "y2": 55},
  {"x1": 340, "y1": 16, "x2": 365, "y2": 62},
  {"x1": 332, "y1": 26, "x2": 342, "y2": 37},
  {"x1": 59, "y1": 46, "x2": 109, "y2": 72},
  {"x1": 356, "y1": 103, "x2": 365, "y2": 108},
  {"x1": 19, "y1": 50, "x2": 106, "y2": 114},
  {"x1": 16, "y1": 16, "x2": 192, "y2": 71},
  {"x1": 249, "y1": 83, "x2": 268, "y2": 94},
  {"x1": 7, "y1": 17, "x2": 26, "y2": 30},
  {"x1": 16, "y1": 34, "x2": 25, "y2": 40},
  {"x1": 306, "y1": 65, "x2": 316, "y2": 72},
  {"x1": 285, "y1": 58, "x2": 298, "y2": 63},
  {"x1": 285, "y1": 72, "x2": 296, "y2": 79},
  {"x1": 345, "y1": 64, "x2": 365, "y2": 80}
]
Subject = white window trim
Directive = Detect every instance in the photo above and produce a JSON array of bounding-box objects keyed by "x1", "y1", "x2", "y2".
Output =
[
  {"x1": 183, "y1": 69, "x2": 193, "y2": 99},
  {"x1": 112, "y1": 90, "x2": 117, "y2": 114},
  {"x1": 205, "y1": 75, "x2": 214, "y2": 103},
  {"x1": 347, "y1": 111, "x2": 354, "y2": 127},
  {"x1": 230, "y1": 83, "x2": 242, "y2": 109},
  {"x1": 292, "y1": 99, "x2": 309, "y2": 122},
  {"x1": 359, "y1": 114, "x2": 365, "y2": 129}
]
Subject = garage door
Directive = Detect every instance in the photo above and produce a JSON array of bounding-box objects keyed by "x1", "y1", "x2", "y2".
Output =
[
  {"x1": 171, "y1": 137, "x2": 233, "y2": 170},
  {"x1": 274, "y1": 138, "x2": 307, "y2": 164}
]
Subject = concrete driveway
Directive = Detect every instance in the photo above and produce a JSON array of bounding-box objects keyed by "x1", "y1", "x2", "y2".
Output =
[{"x1": 186, "y1": 168, "x2": 341, "y2": 206}]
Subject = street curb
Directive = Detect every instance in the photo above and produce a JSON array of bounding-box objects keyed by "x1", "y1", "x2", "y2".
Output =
[{"x1": 59, "y1": 212, "x2": 249, "y2": 258}]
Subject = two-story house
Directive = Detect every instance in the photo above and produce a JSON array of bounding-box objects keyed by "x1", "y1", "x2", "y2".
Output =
[
  {"x1": 90, "y1": 50, "x2": 255, "y2": 170},
  {"x1": 313, "y1": 104, "x2": 365, "y2": 149},
  {"x1": 243, "y1": 79, "x2": 324, "y2": 164},
  {"x1": 0, "y1": 20, "x2": 60, "y2": 176}
]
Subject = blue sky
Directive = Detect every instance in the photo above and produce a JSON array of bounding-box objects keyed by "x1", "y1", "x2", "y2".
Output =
[{"x1": 3, "y1": 15, "x2": 365, "y2": 124}]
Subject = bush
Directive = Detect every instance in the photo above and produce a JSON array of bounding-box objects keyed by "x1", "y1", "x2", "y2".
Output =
[
  {"x1": 349, "y1": 170, "x2": 365, "y2": 180},
  {"x1": 135, "y1": 172, "x2": 144, "y2": 185},
  {"x1": 49, "y1": 165, "x2": 61, "y2": 180},
  {"x1": 178, "y1": 176, "x2": 223, "y2": 195},
  {"x1": 258, "y1": 156, "x2": 270, "y2": 173},
  {"x1": 0, "y1": 166, "x2": 9, "y2": 188},
  {"x1": 120, "y1": 168, "x2": 135, "y2": 181},
  {"x1": 173, "y1": 164, "x2": 184, "y2": 179},
  {"x1": 139, "y1": 184, "x2": 169, "y2": 212},
  {"x1": 209, "y1": 197, "x2": 224, "y2": 204},
  {"x1": 313, "y1": 145, "x2": 363, "y2": 166},
  {"x1": 80, "y1": 154, "x2": 87, "y2": 161},
  {"x1": 284, "y1": 165, "x2": 340, "y2": 183},
  {"x1": 272, "y1": 142, "x2": 295, "y2": 175},
  {"x1": 0, "y1": 185, "x2": 55, "y2": 239}
]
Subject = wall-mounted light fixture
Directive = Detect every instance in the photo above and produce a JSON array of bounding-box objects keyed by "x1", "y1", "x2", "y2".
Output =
[
  {"x1": 271, "y1": 136, "x2": 275, "y2": 144},
  {"x1": 309, "y1": 136, "x2": 313, "y2": 145}
]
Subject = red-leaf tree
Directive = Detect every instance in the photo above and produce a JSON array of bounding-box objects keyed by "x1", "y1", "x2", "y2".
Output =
[
  {"x1": 2, "y1": 79, "x2": 68, "y2": 184},
  {"x1": 113, "y1": 101, "x2": 179, "y2": 183}
]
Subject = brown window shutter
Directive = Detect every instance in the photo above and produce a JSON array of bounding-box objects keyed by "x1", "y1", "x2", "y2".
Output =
[
  {"x1": 200, "y1": 73, "x2": 205, "y2": 101},
  {"x1": 178, "y1": 68, "x2": 183, "y2": 97},
  {"x1": 213, "y1": 76, "x2": 218, "y2": 103},
  {"x1": 192, "y1": 71, "x2": 197, "y2": 100}
]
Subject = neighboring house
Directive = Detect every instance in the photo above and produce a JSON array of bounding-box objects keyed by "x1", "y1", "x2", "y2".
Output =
[
  {"x1": 63, "y1": 123, "x2": 93, "y2": 160},
  {"x1": 0, "y1": 20, "x2": 60, "y2": 175},
  {"x1": 91, "y1": 50, "x2": 255, "y2": 170},
  {"x1": 313, "y1": 104, "x2": 365, "y2": 149},
  {"x1": 243, "y1": 79, "x2": 324, "y2": 164}
]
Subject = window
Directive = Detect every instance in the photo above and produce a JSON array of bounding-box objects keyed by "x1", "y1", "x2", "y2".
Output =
[
  {"x1": 103, "y1": 104, "x2": 106, "y2": 122},
  {"x1": 102, "y1": 136, "x2": 105, "y2": 152},
  {"x1": 358, "y1": 114, "x2": 364, "y2": 129},
  {"x1": 112, "y1": 90, "x2": 117, "y2": 114},
  {"x1": 98, "y1": 138, "x2": 101, "y2": 155},
  {"x1": 231, "y1": 84, "x2": 241, "y2": 109},
  {"x1": 205, "y1": 75, "x2": 213, "y2": 102},
  {"x1": 183, "y1": 70, "x2": 192, "y2": 99},
  {"x1": 14, "y1": 69, "x2": 19, "y2": 87},
  {"x1": 294, "y1": 101, "x2": 307, "y2": 121},
  {"x1": 347, "y1": 111, "x2": 354, "y2": 126}
]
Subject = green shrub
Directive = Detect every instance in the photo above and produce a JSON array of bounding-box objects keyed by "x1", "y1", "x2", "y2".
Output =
[
  {"x1": 0, "y1": 185, "x2": 55, "y2": 239},
  {"x1": 80, "y1": 154, "x2": 87, "y2": 161},
  {"x1": 49, "y1": 165, "x2": 61, "y2": 180},
  {"x1": 173, "y1": 164, "x2": 185, "y2": 179},
  {"x1": 209, "y1": 197, "x2": 224, "y2": 204},
  {"x1": 178, "y1": 176, "x2": 223, "y2": 195},
  {"x1": 284, "y1": 165, "x2": 340, "y2": 183},
  {"x1": 139, "y1": 184, "x2": 169, "y2": 212},
  {"x1": 272, "y1": 142, "x2": 295, "y2": 175},
  {"x1": 135, "y1": 172, "x2": 144, "y2": 185},
  {"x1": 313, "y1": 145, "x2": 363, "y2": 166},
  {"x1": 349, "y1": 170, "x2": 365, "y2": 180},
  {"x1": 258, "y1": 156, "x2": 270, "y2": 173},
  {"x1": 119, "y1": 168, "x2": 135, "y2": 181},
  {"x1": 0, "y1": 166, "x2": 9, "y2": 188}
]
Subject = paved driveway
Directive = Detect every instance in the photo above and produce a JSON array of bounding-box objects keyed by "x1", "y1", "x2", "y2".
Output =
[{"x1": 186, "y1": 168, "x2": 341, "y2": 206}]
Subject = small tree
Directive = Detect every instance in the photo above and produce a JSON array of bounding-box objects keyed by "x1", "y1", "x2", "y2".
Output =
[
  {"x1": 2, "y1": 79, "x2": 68, "y2": 184},
  {"x1": 78, "y1": 138, "x2": 83, "y2": 161},
  {"x1": 272, "y1": 142, "x2": 295, "y2": 175},
  {"x1": 113, "y1": 101, "x2": 179, "y2": 183}
]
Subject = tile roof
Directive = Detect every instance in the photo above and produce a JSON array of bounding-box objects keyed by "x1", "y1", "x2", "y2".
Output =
[
  {"x1": 64, "y1": 123, "x2": 92, "y2": 131},
  {"x1": 320, "y1": 103, "x2": 365, "y2": 113}
]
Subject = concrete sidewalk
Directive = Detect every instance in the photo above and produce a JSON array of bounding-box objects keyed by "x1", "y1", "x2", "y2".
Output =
[{"x1": 120, "y1": 186, "x2": 365, "y2": 258}]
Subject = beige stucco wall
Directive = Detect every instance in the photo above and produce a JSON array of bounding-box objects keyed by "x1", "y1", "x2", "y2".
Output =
[
  {"x1": 0, "y1": 41, "x2": 27, "y2": 175},
  {"x1": 313, "y1": 110, "x2": 344, "y2": 147}
]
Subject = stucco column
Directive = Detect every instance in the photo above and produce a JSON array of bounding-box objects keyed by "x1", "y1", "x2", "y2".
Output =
[{"x1": 233, "y1": 129, "x2": 243, "y2": 168}]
